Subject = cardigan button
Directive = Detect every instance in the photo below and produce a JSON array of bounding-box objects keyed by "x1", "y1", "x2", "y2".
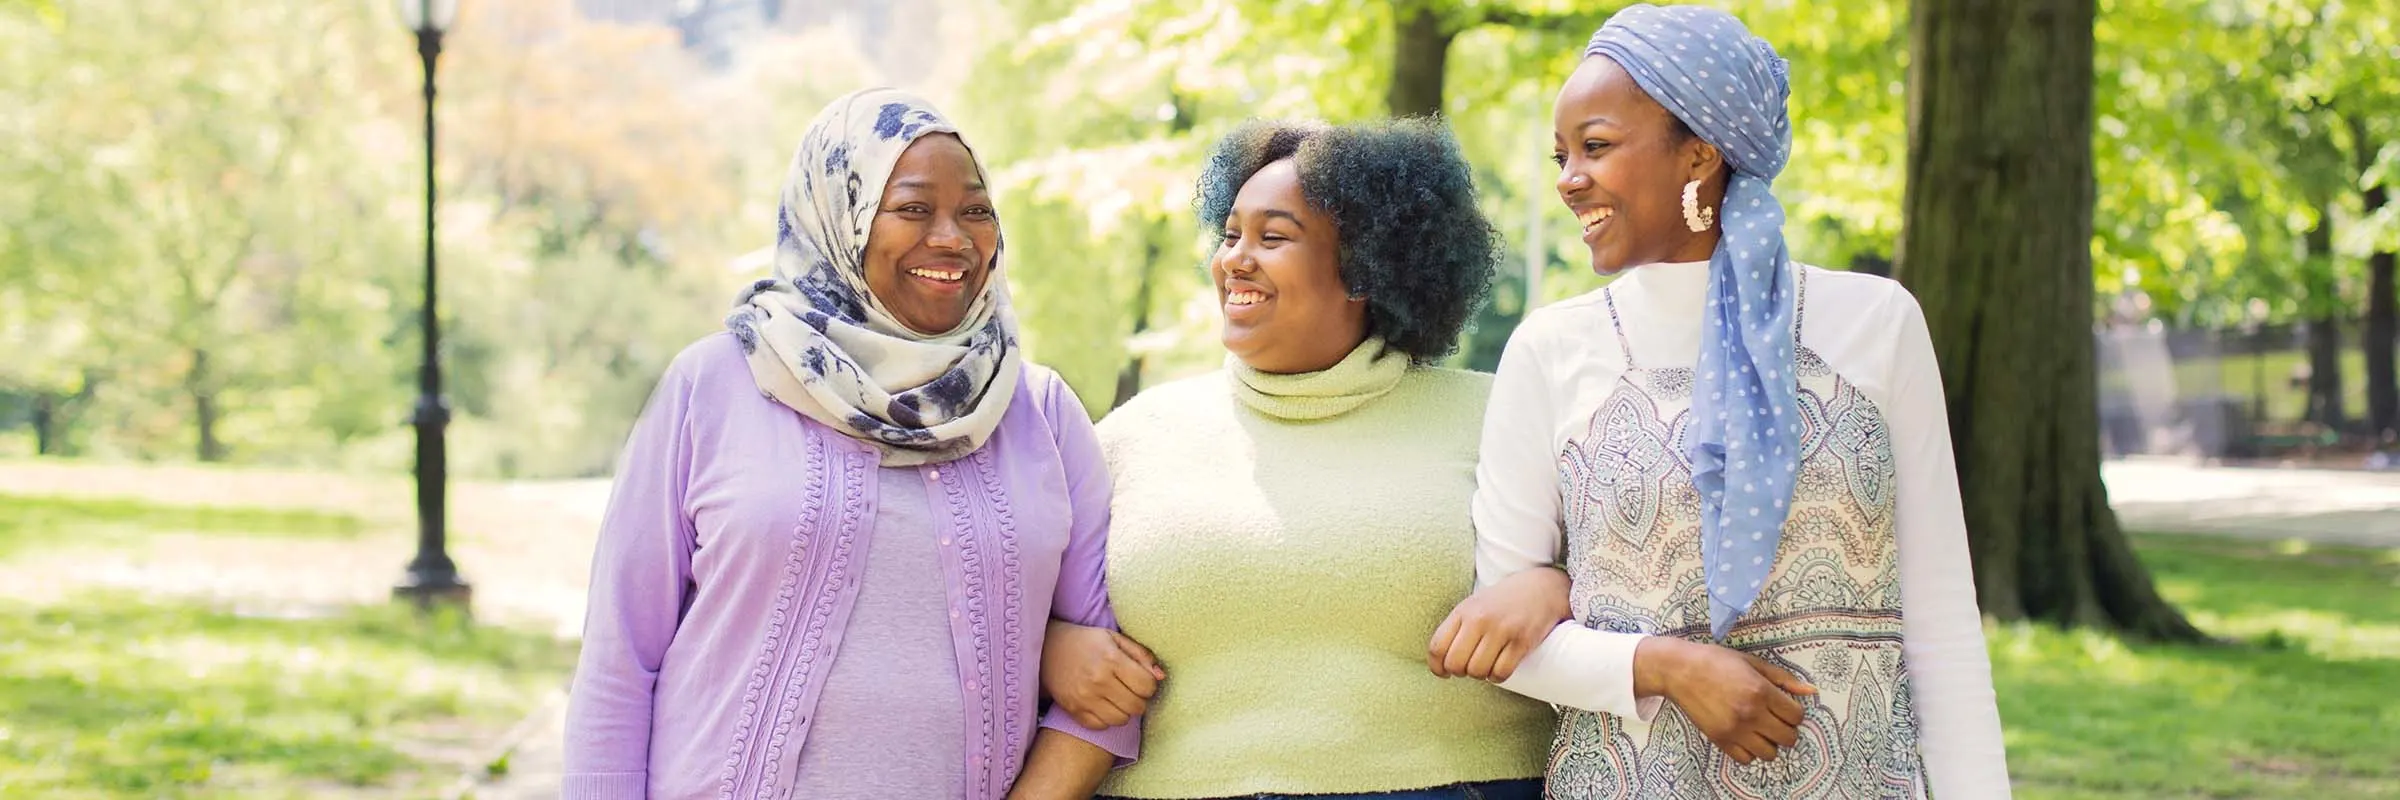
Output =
[{"x1": 928, "y1": 468, "x2": 942, "y2": 481}]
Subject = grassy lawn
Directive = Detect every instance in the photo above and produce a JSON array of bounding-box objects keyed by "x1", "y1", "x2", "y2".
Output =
[
  {"x1": 0, "y1": 493, "x2": 577, "y2": 799},
  {"x1": 1996, "y1": 534, "x2": 2400, "y2": 799},
  {"x1": 2105, "y1": 348, "x2": 2367, "y2": 428}
]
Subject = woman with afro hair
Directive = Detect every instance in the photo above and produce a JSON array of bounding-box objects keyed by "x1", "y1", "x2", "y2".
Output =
[{"x1": 1038, "y1": 118, "x2": 1554, "y2": 800}]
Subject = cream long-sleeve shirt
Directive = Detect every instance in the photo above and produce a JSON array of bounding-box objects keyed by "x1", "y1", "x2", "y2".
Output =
[{"x1": 1472, "y1": 260, "x2": 2012, "y2": 799}]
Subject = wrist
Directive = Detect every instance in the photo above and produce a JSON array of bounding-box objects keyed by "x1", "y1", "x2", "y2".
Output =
[{"x1": 1631, "y1": 636, "x2": 1686, "y2": 700}]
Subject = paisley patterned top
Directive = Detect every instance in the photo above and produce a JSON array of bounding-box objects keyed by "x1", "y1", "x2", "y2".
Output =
[
  {"x1": 1468, "y1": 261, "x2": 2012, "y2": 799},
  {"x1": 1546, "y1": 268, "x2": 1923, "y2": 798}
]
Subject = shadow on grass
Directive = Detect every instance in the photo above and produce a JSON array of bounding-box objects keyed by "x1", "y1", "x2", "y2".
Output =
[
  {"x1": 0, "y1": 493, "x2": 372, "y2": 558},
  {"x1": 0, "y1": 593, "x2": 576, "y2": 799},
  {"x1": 1995, "y1": 534, "x2": 2400, "y2": 799}
]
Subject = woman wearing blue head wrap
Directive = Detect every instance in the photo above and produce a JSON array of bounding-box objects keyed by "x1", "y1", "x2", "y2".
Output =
[{"x1": 1426, "y1": 5, "x2": 2010, "y2": 798}]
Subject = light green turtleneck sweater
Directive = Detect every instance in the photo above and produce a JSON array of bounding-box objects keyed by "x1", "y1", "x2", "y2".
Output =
[{"x1": 1094, "y1": 340, "x2": 1554, "y2": 798}]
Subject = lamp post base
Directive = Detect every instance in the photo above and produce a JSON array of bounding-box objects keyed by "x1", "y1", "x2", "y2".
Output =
[{"x1": 393, "y1": 571, "x2": 473, "y2": 612}]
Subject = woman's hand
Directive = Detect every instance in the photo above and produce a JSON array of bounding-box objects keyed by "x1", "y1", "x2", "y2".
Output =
[
  {"x1": 1635, "y1": 637, "x2": 1816, "y2": 763},
  {"x1": 1040, "y1": 620, "x2": 1164, "y2": 729},
  {"x1": 1428, "y1": 566, "x2": 1572, "y2": 681}
]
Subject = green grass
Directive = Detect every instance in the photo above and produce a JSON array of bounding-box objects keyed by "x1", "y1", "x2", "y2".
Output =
[
  {"x1": 0, "y1": 492, "x2": 575, "y2": 799},
  {"x1": 2105, "y1": 348, "x2": 2368, "y2": 429},
  {"x1": 0, "y1": 596, "x2": 578, "y2": 799},
  {"x1": 0, "y1": 494, "x2": 368, "y2": 557},
  {"x1": 1997, "y1": 534, "x2": 2400, "y2": 799}
]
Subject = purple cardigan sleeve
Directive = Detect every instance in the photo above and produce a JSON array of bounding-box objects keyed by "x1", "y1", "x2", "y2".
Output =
[
  {"x1": 563, "y1": 369, "x2": 700, "y2": 799},
  {"x1": 1033, "y1": 376, "x2": 1144, "y2": 763}
]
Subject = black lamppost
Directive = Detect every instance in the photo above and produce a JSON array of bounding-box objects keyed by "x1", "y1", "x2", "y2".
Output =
[{"x1": 393, "y1": 0, "x2": 471, "y2": 609}]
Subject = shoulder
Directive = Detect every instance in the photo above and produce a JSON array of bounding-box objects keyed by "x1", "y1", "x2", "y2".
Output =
[
  {"x1": 1095, "y1": 370, "x2": 1228, "y2": 439},
  {"x1": 661, "y1": 332, "x2": 764, "y2": 403},
  {"x1": 1396, "y1": 366, "x2": 1494, "y2": 413},
  {"x1": 1799, "y1": 264, "x2": 1922, "y2": 322},
  {"x1": 1518, "y1": 287, "x2": 1613, "y2": 339},
  {"x1": 1012, "y1": 361, "x2": 1092, "y2": 425}
]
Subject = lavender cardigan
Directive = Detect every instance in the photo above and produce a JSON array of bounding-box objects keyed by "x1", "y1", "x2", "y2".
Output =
[{"x1": 564, "y1": 334, "x2": 1140, "y2": 800}]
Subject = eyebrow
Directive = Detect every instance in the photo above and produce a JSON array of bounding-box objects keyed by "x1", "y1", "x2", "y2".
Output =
[
  {"x1": 892, "y1": 179, "x2": 987, "y2": 192},
  {"x1": 1228, "y1": 207, "x2": 1307, "y2": 230}
]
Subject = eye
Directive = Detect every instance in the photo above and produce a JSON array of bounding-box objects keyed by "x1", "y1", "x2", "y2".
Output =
[
  {"x1": 1584, "y1": 139, "x2": 1611, "y2": 156},
  {"x1": 964, "y1": 205, "x2": 995, "y2": 220},
  {"x1": 891, "y1": 202, "x2": 932, "y2": 216},
  {"x1": 1551, "y1": 151, "x2": 1568, "y2": 167},
  {"x1": 1220, "y1": 229, "x2": 1240, "y2": 243}
]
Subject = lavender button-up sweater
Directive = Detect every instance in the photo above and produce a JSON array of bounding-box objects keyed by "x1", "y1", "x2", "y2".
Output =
[{"x1": 564, "y1": 334, "x2": 1140, "y2": 800}]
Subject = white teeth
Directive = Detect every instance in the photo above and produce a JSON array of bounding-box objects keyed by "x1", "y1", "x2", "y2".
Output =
[
  {"x1": 908, "y1": 267, "x2": 963, "y2": 281},
  {"x1": 1226, "y1": 290, "x2": 1267, "y2": 306},
  {"x1": 1577, "y1": 207, "x2": 1614, "y2": 230}
]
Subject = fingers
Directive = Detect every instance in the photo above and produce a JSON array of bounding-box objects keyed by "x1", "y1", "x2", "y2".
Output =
[
  {"x1": 1108, "y1": 651, "x2": 1159, "y2": 700},
  {"x1": 1719, "y1": 737, "x2": 1759, "y2": 764},
  {"x1": 1761, "y1": 715, "x2": 1800, "y2": 750},
  {"x1": 1093, "y1": 687, "x2": 1140, "y2": 727},
  {"x1": 1110, "y1": 632, "x2": 1166, "y2": 682},
  {"x1": 1427, "y1": 611, "x2": 1465, "y2": 677},
  {"x1": 1441, "y1": 624, "x2": 1485, "y2": 678},
  {"x1": 1765, "y1": 685, "x2": 1805, "y2": 728},
  {"x1": 1490, "y1": 641, "x2": 1525, "y2": 683},
  {"x1": 1738, "y1": 730, "x2": 1783, "y2": 762},
  {"x1": 1463, "y1": 629, "x2": 1507, "y2": 680},
  {"x1": 1744, "y1": 653, "x2": 1818, "y2": 697}
]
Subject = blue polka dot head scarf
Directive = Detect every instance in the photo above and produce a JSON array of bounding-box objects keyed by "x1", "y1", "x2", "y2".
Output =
[{"x1": 1586, "y1": 4, "x2": 1798, "y2": 639}]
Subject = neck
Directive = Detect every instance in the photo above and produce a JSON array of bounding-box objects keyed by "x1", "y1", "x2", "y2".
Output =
[
  {"x1": 1235, "y1": 330, "x2": 1372, "y2": 375},
  {"x1": 1665, "y1": 230, "x2": 1721, "y2": 263}
]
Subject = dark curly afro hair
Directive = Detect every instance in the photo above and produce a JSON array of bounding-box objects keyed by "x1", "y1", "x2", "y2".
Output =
[{"x1": 1193, "y1": 118, "x2": 1501, "y2": 362}]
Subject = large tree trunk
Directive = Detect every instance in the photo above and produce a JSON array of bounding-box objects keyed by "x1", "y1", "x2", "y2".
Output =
[
  {"x1": 1897, "y1": 0, "x2": 2201, "y2": 639},
  {"x1": 1387, "y1": 3, "x2": 1454, "y2": 118},
  {"x1": 2303, "y1": 210, "x2": 2346, "y2": 429},
  {"x1": 2365, "y1": 184, "x2": 2397, "y2": 443}
]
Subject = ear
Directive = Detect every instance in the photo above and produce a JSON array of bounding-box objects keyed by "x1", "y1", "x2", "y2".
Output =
[{"x1": 1684, "y1": 137, "x2": 1723, "y2": 185}]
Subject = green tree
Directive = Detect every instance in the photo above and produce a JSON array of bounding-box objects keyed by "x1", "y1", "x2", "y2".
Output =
[{"x1": 1899, "y1": 0, "x2": 2201, "y2": 638}]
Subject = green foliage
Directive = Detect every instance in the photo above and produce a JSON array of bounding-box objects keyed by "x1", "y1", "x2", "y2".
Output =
[{"x1": 7, "y1": 0, "x2": 2396, "y2": 462}]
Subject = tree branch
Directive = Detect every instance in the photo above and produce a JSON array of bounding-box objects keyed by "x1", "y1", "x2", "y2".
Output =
[{"x1": 1465, "y1": 4, "x2": 1621, "y2": 37}]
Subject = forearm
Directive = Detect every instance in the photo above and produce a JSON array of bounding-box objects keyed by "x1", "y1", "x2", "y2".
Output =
[{"x1": 1007, "y1": 729, "x2": 1116, "y2": 800}]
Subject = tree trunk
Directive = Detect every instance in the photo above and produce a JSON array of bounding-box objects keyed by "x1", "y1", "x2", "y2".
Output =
[
  {"x1": 2365, "y1": 184, "x2": 2397, "y2": 443},
  {"x1": 2302, "y1": 209, "x2": 2345, "y2": 429},
  {"x1": 31, "y1": 394, "x2": 57, "y2": 456},
  {"x1": 2308, "y1": 317, "x2": 2347, "y2": 428},
  {"x1": 1114, "y1": 232, "x2": 1163, "y2": 410},
  {"x1": 1387, "y1": 3, "x2": 1454, "y2": 118},
  {"x1": 190, "y1": 347, "x2": 226, "y2": 462},
  {"x1": 1897, "y1": 0, "x2": 2200, "y2": 639}
]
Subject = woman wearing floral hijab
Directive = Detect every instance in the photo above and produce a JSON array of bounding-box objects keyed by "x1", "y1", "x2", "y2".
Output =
[{"x1": 563, "y1": 87, "x2": 1142, "y2": 800}]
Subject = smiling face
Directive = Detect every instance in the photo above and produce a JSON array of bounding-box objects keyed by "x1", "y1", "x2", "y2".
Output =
[
  {"x1": 862, "y1": 133, "x2": 1000, "y2": 335},
  {"x1": 1552, "y1": 56, "x2": 1727, "y2": 274},
  {"x1": 1210, "y1": 158, "x2": 1368, "y2": 374}
]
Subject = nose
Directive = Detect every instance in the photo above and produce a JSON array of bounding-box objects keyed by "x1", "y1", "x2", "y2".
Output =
[
  {"x1": 1217, "y1": 242, "x2": 1258, "y2": 277},
  {"x1": 1557, "y1": 166, "x2": 1591, "y2": 198},
  {"x1": 926, "y1": 212, "x2": 970, "y2": 252}
]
